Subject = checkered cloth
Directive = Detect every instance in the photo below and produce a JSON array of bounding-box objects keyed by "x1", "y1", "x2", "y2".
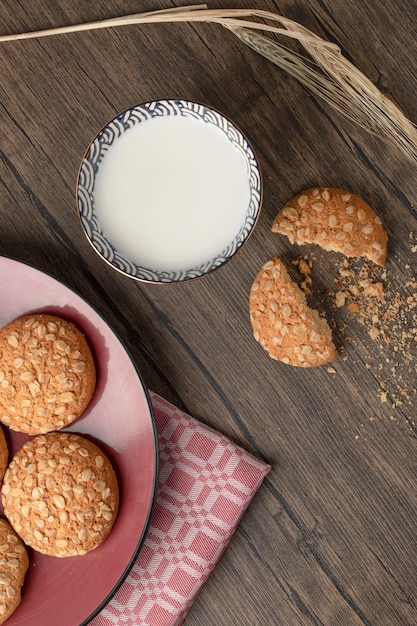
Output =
[{"x1": 92, "y1": 391, "x2": 270, "y2": 626}]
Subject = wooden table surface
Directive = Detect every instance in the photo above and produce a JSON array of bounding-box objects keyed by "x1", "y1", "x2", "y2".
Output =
[{"x1": 1, "y1": 1, "x2": 417, "y2": 624}]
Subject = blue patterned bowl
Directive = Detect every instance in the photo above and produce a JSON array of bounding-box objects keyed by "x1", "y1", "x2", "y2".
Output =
[{"x1": 76, "y1": 99, "x2": 262, "y2": 283}]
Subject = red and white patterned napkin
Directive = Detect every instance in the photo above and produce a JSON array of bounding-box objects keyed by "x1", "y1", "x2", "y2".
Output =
[{"x1": 92, "y1": 391, "x2": 270, "y2": 626}]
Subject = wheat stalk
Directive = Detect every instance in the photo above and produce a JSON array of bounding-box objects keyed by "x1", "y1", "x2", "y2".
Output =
[
  {"x1": 2, "y1": 4, "x2": 417, "y2": 162},
  {"x1": 226, "y1": 23, "x2": 417, "y2": 160}
]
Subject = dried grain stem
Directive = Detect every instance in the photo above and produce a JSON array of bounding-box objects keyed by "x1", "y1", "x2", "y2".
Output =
[{"x1": 1, "y1": 4, "x2": 417, "y2": 162}]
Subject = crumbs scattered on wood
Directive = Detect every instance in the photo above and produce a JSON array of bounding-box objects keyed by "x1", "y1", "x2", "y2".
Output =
[{"x1": 301, "y1": 249, "x2": 417, "y2": 430}]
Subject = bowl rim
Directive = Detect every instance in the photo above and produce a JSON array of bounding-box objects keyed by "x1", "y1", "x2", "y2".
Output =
[{"x1": 75, "y1": 97, "x2": 263, "y2": 284}]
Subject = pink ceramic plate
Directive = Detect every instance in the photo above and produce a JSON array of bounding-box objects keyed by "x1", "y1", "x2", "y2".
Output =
[{"x1": 0, "y1": 256, "x2": 158, "y2": 625}]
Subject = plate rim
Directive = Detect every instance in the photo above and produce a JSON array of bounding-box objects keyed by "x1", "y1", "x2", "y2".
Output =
[{"x1": 0, "y1": 254, "x2": 159, "y2": 625}]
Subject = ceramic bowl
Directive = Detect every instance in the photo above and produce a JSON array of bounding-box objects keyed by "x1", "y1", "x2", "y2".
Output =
[{"x1": 76, "y1": 99, "x2": 262, "y2": 283}]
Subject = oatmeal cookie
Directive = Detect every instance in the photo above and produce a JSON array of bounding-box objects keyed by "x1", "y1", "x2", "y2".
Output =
[
  {"x1": 271, "y1": 187, "x2": 387, "y2": 266},
  {"x1": 2, "y1": 433, "x2": 119, "y2": 558},
  {"x1": 0, "y1": 314, "x2": 96, "y2": 435},
  {"x1": 250, "y1": 257, "x2": 337, "y2": 367},
  {"x1": 0, "y1": 518, "x2": 29, "y2": 624}
]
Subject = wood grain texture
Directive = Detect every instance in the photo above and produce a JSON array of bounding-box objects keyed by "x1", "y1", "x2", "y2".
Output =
[{"x1": 1, "y1": 1, "x2": 417, "y2": 624}]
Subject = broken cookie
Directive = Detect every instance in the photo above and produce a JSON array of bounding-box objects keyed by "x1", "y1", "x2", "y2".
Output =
[
  {"x1": 271, "y1": 187, "x2": 387, "y2": 266},
  {"x1": 249, "y1": 257, "x2": 337, "y2": 367}
]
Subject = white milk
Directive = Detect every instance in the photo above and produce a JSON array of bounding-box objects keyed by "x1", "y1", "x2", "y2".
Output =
[{"x1": 93, "y1": 115, "x2": 251, "y2": 272}]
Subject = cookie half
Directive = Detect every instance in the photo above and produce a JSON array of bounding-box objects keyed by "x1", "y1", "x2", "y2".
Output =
[
  {"x1": 271, "y1": 187, "x2": 387, "y2": 266},
  {"x1": 250, "y1": 257, "x2": 337, "y2": 367},
  {"x1": 0, "y1": 314, "x2": 96, "y2": 435},
  {"x1": 0, "y1": 518, "x2": 29, "y2": 624},
  {"x1": 2, "y1": 432, "x2": 119, "y2": 557}
]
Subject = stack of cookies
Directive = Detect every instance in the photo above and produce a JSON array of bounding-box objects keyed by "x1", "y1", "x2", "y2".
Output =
[{"x1": 0, "y1": 313, "x2": 119, "y2": 623}]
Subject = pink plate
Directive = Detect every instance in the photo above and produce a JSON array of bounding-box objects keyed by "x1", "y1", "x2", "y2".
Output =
[{"x1": 0, "y1": 256, "x2": 158, "y2": 625}]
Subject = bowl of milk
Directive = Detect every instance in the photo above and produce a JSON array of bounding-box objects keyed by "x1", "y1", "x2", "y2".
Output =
[{"x1": 76, "y1": 99, "x2": 262, "y2": 283}]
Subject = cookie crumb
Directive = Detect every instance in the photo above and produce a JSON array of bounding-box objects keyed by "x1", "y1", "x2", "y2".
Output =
[
  {"x1": 347, "y1": 302, "x2": 360, "y2": 313},
  {"x1": 335, "y1": 291, "x2": 346, "y2": 307},
  {"x1": 369, "y1": 326, "x2": 380, "y2": 340},
  {"x1": 379, "y1": 390, "x2": 388, "y2": 403}
]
